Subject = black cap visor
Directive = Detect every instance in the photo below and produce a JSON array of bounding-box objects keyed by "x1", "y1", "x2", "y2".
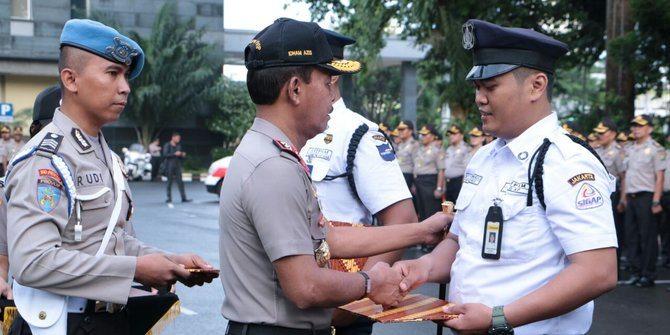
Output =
[{"x1": 466, "y1": 64, "x2": 519, "y2": 81}]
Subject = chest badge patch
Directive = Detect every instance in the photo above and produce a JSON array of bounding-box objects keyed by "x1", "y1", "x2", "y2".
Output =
[
  {"x1": 36, "y1": 169, "x2": 63, "y2": 213},
  {"x1": 501, "y1": 181, "x2": 528, "y2": 195},
  {"x1": 324, "y1": 134, "x2": 333, "y2": 144},
  {"x1": 568, "y1": 173, "x2": 595, "y2": 186},
  {"x1": 464, "y1": 172, "x2": 483, "y2": 185},
  {"x1": 376, "y1": 143, "x2": 396, "y2": 161},
  {"x1": 575, "y1": 183, "x2": 603, "y2": 210}
]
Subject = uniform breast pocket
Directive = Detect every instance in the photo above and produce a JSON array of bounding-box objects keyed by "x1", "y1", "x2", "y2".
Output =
[
  {"x1": 78, "y1": 187, "x2": 113, "y2": 212},
  {"x1": 499, "y1": 197, "x2": 543, "y2": 262}
]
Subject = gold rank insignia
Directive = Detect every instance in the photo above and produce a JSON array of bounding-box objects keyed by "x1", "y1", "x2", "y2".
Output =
[
  {"x1": 324, "y1": 133, "x2": 333, "y2": 144},
  {"x1": 315, "y1": 240, "x2": 331, "y2": 268}
]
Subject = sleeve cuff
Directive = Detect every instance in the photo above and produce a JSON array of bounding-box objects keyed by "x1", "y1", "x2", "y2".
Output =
[
  {"x1": 265, "y1": 239, "x2": 315, "y2": 262},
  {"x1": 562, "y1": 233, "x2": 618, "y2": 256}
]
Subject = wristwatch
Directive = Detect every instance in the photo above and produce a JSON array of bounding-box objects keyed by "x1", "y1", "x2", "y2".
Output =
[
  {"x1": 358, "y1": 271, "x2": 371, "y2": 298},
  {"x1": 488, "y1": 306, "x2": 514, "y2": 335}
]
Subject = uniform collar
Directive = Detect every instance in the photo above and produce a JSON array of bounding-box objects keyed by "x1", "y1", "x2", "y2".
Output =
[
  {"x1": 498, "y1": 112, "x2": 560, "y2": 163},
  {"x1": 52, "y1": 108, "x2": 96, "y2": 154},
  {"x1": 332, "y1": 98, "x2": 346, "y2": 112},
  {"x1": 250, "y1": 117, "x2": 295, "y2": 150}
]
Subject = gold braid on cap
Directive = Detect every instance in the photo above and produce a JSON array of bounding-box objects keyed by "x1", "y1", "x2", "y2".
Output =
[{"x1": 327, "y1": 60, "x2": 362, "y2": 73}]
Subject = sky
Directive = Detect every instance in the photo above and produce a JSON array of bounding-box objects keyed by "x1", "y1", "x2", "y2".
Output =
[{"x1": 223, "y1": 0, "x2": 334, "y2": 80}]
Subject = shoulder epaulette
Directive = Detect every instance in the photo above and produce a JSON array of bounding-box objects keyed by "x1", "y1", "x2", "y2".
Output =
[
  {"x1": 37, "y1": 132, "x2": 63, "y2": 154},
  {"x1": 273, "y1": 139, "x2": 300, "y2": 161}
]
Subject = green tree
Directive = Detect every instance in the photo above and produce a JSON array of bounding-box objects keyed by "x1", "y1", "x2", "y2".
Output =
[
  {"x1": 298, "y1": 0, "x2": 607, "y2": 121},
  {"x1": 344, "y1": 65, "x2": 402, "y2": 125},
  {"x1": 205, "y1": 76, "x2": 256, "y2": 158},
  {"x1": 123, "y1": 1, "x2": 218, "y2": 147}
]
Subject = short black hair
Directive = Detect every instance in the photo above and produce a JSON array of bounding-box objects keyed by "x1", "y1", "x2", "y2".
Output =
[
  {"x1": 246, "y1": 66, "x2": 314, "y2": 105},
  {"x1": 172, "y1": 132, "x2": 181, "y2": 137},
  {"x1": 512, "y1": 67, "x2": 554, "y2": 102},
  {"x1": 58, "y1": 46, "x2": 93, "y2": 90}
]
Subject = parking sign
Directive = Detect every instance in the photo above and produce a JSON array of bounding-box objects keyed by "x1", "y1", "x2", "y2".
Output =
[{"x1": 0, "y1": 103, "x2": 13, "y2": 123}]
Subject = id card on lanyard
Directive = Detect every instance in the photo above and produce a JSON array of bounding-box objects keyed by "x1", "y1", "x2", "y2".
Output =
[{"x1": 482, "y1": 198, "x2": 503, "y2": 259}]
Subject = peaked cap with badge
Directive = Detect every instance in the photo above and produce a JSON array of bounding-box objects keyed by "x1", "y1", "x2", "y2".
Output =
[
  {"x1": 593, "y1": 119, "x2": 617, "y2": 134},
  {"x1": 60, "y1": 19, "x2": 144, "y2": 80},
  {"x1": 244, "y1": 18, "x2": 361, "y2": 74},
  {"x1": 462, "y1": 19, "x2": 569, "y2": 81},
  {"x1": 630, "y1": 114, "x2": 653, "y2": 127}
]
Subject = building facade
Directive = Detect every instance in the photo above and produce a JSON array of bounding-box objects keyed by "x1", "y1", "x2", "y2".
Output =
[{"x1": 0, "y1": 0, "x2": 225, "y2": 167}]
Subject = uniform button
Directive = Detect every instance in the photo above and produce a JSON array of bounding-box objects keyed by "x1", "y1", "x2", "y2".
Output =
[
  {"x1": 38, "y1": 311, "x2": 47, "y2": 320},
  {"x1": 84, "y1": 316, "x2": 92, "y2": 324}
]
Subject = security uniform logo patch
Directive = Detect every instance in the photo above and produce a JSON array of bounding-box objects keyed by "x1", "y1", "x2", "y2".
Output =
[
  {"x1": 568, "y1": 173, "x2": 595, "y2": 186},
  {"x1": 464, "y1": 172, "x2": 483, "y2": 185},
  {"x1": 36, "y1": 169, "x2": 63, "y2": 213},
  {"x1": 324, "y1": 134, "x2": 333, "y2": 144},
  {"x1": 376, "y1": 143, "x2": 396, "y2": 161},
  {"x1": 575, "y1": 183, "x2": 603, "y2": 210},
  {"x1": 501, "y1": 181, "x2": 528, "y2": 196}
]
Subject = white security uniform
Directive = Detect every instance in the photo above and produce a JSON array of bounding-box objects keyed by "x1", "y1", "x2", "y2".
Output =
[
  {"x1": 449, "y1": 113, "x2": 618, "y2": 334},
  {"x1": 301, "y1": 98, "x2": 411, "y2": 224}
]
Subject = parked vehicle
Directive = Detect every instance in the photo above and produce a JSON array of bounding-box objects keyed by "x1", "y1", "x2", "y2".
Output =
[
  {"x1": 122, "y1": 143, "x2": 152, "y2": 181},
  {"x1": 204, "y1": 156, "x2": 232, "y2": 196}
]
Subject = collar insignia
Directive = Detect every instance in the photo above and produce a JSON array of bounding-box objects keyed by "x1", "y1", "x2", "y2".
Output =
[{"x1": 71, "y1": 128, "x2": 91, "y2": 151}]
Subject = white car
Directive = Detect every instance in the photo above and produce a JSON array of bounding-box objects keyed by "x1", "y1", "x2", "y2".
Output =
[{"x1": 204, "y1": 156, "x2": 232, "y2": 195}]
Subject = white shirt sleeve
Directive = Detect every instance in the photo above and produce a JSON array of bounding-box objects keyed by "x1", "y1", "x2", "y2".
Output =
[
  {"x1": 352, "y1": 130, "x2": 412, "y2": 215},
  {"x1": 543, "y1": 150, "x2": 618, "y2": 256}
]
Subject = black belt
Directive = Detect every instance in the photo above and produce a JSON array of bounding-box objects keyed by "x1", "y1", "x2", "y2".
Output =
[
  {"x1": 446, "y1": 176, "x2": 463, "y2": 183},
  {"x1": 627, "y1": 191, "x2": 653, "y2": 198},
  {"x1": 227, "y1": 321, "x2": 332, "y2": 335}
]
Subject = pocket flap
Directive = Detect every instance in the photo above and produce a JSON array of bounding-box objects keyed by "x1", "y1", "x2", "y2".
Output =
[{"x1": 78, "y1": 187, "x2": 113, "y2": 210}]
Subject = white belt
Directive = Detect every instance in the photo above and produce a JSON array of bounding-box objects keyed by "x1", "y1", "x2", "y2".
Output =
[{"x1": 67, "y1": 297, "x2": 88, "y2": 314}]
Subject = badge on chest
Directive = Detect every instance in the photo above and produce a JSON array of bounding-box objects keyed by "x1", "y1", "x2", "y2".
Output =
[{"x1": 482, "y1": 199, "x2": 504, "y2": 260}]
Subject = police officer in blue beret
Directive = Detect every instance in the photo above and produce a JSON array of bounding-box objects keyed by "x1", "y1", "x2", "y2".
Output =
[
  {"x1": 5, "y1": 19, "x2": 217, "y2": 335},
  {"x1": 393, "y1": 19, "x2": 618, "y2": 335}
]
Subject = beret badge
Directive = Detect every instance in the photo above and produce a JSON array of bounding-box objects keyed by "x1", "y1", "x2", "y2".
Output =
[
  {"x1": 105, "y1": 36, "x2": 138, "y2": 66},
  {"x1": 462, "y1": 22, "x2": 475, "y2": 50}
]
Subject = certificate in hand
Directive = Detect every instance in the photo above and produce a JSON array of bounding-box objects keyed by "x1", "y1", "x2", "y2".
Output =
[{"x1": 338, "y1": 294, "x2": 458, "y2": 323}]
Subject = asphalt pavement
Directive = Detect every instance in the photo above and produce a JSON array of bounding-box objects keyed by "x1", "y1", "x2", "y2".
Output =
[{"x1": 130, "y1": 181, "x2": 670, "y2": 334}]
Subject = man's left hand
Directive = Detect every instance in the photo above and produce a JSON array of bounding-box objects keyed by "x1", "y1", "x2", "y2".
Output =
[
  {"x1": 0, "y1": 278, "x2": 13, "y2": 299},
  {"x1": 442, "y1": 303, "x2": 492, "y2": 335}
]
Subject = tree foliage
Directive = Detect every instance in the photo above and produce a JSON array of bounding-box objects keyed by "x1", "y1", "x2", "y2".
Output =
[
  {"x1": 123, "y1": 1, "x2": 218, "y2": 147},
  {"x1": 609, "y1": 0, "x2": 670, "y2": 96},
  {"x1": 297, "y1": 0, "x2": 607, "y2": 122},
  {"x1": 204, "y1": 76, "x2": 256, "y2": 157}
]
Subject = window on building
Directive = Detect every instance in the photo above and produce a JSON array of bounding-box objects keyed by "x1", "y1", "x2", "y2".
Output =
[
  {"x1": 11, "y1": 0, "x2": 31, "y2": 20},
  {"x1": 71, "y1": 0, "x2": 88, "y2": 19}
]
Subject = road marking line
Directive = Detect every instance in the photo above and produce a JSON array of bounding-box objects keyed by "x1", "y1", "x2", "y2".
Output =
[{"x1": 180, "y1": 307, "x2": 198, "y2": 315}]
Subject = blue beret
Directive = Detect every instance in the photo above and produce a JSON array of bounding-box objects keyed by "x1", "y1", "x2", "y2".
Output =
[
  {"x1": 60, "y1": 19, "x2": 144, "y2": 80},
  {"x1": 462, "y1": 19, "x2": 568, "y2": 81}
]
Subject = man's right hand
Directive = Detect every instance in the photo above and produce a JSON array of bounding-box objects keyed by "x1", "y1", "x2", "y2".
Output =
[
  {"x1": 422, "y1": 212, "x2": 454, "y2": 245},
  {"x1": 393, "y1": 256, "x2": 433, "y2": 293},
  {"x1": 617, "y1": 199, "x2": 626, "y2": 213},
  {"x1": 366, "y1": 262, "x2": 404, "y2": 307},
  {"x1": 134, "y1": 253, "x2": 191, "y2": 288},
  {"x1": 0, "y1": 278, "x2": 13, "y2": 299}
]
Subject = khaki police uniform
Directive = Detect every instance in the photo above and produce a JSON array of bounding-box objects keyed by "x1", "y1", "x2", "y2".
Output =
[
  {"x1": 444, "y1": 141, "x2": 470, "y2": 203},
  {"x1": 413, "y1": 142, "x2": 445, "y2": 221},
  {"x1": 0, "y1": 186, "x2": 6, "y2": 257},
  {"x1": 659, "y1": 148, "x2": 670, "y2": 267},
  {"x1": 596, "y1": 141, "x2": 626, "y2": 255},
  {"x1": 623, "y1": 137, "x2": 666, "y2": 280},
  {"x1": 0, "y1": 137, "x2": 11, "y2": 176},
  {"x1": 219, "y1": 118, "x2": 331, "y2": 331},
  {"x1": 6, "y1": 109, "x2": 161, "y2": 302},
  {"x1": 397, "y1": 137, "x2": 419, "y2": 187}
]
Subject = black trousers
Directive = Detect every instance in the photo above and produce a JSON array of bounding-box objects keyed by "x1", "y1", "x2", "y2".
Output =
[
  {"x1": 445, "y1": 176, "x2": 463, "y2": 203},
  {"x1": 625, "y1": 192, "x2": 658, "y2": 279},
  {"x1": 659, "y1": 191, "x2": 670, "y2": 262},
  {"x1": 166, "y1": 164, "x2": 186, "y2": 201},
  {"x1": 334, "y1": 317, "x2": 373, "y2": 335},
  {"x1": 414, "y1": 174, "x2": 440, "y2": 221},
  {"x1": 150, "y1": 156, "x2": 162, "y2": 181}
]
